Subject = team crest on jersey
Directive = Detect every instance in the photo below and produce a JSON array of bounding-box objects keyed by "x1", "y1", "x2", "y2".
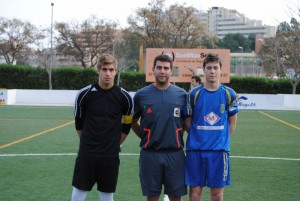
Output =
[
  {"x1": 204, "y1": 112, "x2": 220, "y2": 125},
  {"x1": 174, "y1": 108, "x2": 180, "y2": 117},
  {"x1": 220, "y1": 104, "x2": 225, "y2": 113}
]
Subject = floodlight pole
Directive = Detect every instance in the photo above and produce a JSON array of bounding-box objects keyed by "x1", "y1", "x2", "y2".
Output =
[{"x1": 49, "y1": 2, "x2": 54, "y2": 90}]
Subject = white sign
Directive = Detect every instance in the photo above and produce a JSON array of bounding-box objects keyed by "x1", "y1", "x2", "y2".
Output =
[{"x1": 237, "y1": 94, "x2": 284, "y2": 110}]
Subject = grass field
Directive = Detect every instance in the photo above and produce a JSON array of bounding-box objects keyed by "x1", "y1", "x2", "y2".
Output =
[{"x1": 0, "y1": 105, "x2": 300, "y2": 201}]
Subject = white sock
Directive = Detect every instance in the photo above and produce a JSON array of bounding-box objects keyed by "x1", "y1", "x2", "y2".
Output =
[
  {"x1": 71, "y1": 187, "x2": 87, "y2": 201},
  {"x1": 163, "y1": 194, "x2": 170, "y2": 201},
  {"x1": 99, "y1": 192, "x2": 114, "y2": 201}
]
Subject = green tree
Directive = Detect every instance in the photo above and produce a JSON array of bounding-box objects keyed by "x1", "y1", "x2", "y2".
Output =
[
  {"x1": 217, "y1": 33, "x2": 251, "y2": 52},
  {"x1": 248, "y1": 33, "x2": 256, "y2": 51}
]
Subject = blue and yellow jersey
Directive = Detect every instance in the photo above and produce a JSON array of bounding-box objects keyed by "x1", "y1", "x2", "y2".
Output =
[{"x1": 186, "y1": 84, "x2": 239, "y2": 151}]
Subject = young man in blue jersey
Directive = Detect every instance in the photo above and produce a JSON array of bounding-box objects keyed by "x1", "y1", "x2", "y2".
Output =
[
  {"x1": 132, "y1": 54, "x2": 188, "y2": 201},
  {"x1": 185, "y1": 53, "x2": 239, "y2": 201},
  {"x1": 71, "y1": 54, "x2": 133, "y2": 201}
]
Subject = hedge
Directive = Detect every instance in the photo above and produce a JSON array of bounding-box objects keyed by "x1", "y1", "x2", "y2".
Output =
[{"x1": 0, "y1": 64, "x2": 299, "y2": 94}]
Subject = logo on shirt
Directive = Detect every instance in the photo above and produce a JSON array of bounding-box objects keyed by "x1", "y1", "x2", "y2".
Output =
[
  {"x1": 146, "y1": 107, "x2": 152, "y2": 114},
  {"x1": 174, "y1": 108, "x2": 180, "y2": 117},
  {"x1": 204, "y1": 112, "x2": 220, "y2": 125}
]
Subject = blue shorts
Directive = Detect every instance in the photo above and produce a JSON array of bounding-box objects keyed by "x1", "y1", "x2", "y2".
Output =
[
  {"x1": 185, "y1": 151, "x2": 230, "y2": 188},
  {"x1": 139, "y1": 149, "x2": 187, "y2": 196}
]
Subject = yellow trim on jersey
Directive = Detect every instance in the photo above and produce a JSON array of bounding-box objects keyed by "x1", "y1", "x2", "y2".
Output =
[
  {"x1": 192, "y1": 86, "x2": 232, "y2": 108},
  {"x1": 123, "y1": 115, "x2": 133, "y2": 124},
  {"x1": 194, "y1": 89, "x2": 201, "y2": 106},
  {"x1": 225, "y1": 88, "x2": 231, "y2": 106}
]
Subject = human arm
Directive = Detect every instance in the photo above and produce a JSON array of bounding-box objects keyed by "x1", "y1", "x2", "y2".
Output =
[
  {"x1": 75, "y1": 117, "x2": 84, "y2": 137},
  {"x1": 120, "y1": 133, "x2": 127, "y2": 144},
  {"x1": 131, "y1": 118, "x2": 141, "y2": 139},
  {"x1": 131, "y1": 90, "x2": 142, "y2": 139},
  {"x1": 229, "y1": 114, "x2": 238, "y2": 135},
  {"x1": 184, "y1": 117, "x2": 191, "y2": 133},
  {"x1": 119, "y1": 88, "x2": 134, "y2": 144},
  {"x1": 183, "y1": 91, "x2": 192, "y2": 134},
  {"x1": 76, "y1": 130, "x2": 82, "y2": 137},
  {"x1": 73, "y1": 87, "x2": 88, "y2": 138},
  {"x1": 227, "y1": 88, "x2": 239, "y2": 135},
  {"x1": 120, "y1": 114, "x2": 133, "y2": 144}
]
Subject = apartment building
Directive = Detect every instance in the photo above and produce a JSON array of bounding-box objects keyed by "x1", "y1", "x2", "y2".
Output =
[{"x1": 199, "y1": 7, "x2": 276, "y2": 39}]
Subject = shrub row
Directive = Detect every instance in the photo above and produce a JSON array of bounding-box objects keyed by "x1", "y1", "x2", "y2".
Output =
[{"x1": 0, "y1": 64, "x2": 299, "y2": 94}]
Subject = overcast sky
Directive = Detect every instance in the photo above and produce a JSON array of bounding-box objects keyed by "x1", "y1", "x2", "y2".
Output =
[{"x1": 1, "y1": 0, "x2": 298, "y2": 28}]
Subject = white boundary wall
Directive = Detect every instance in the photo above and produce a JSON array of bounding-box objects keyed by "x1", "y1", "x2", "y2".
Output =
[
  {"x1": 237, "y1": 94, "x2": 300, "y2": 110},
  {"x1": 5, "y1": 89, "x2": 78, "y2": 106},
  {"x1": 2, "y1": 89, "x2": 300, "y2": 110}
]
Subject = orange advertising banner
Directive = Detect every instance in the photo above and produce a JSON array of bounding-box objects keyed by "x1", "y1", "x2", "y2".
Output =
[{"x1": 145, "y1": 48, "x2": 231, "y2": 83}]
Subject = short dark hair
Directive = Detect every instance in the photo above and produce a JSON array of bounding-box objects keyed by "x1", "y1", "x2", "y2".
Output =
[
  {"x1": 153, "y1": 54, "x2": 173, "y2": 68},
  {"x1": 203, "y1": 53, "x2": 222, "y2": 68},
  {"x1": 191, "y1": 75, "x2": 201, "y2": 83}
]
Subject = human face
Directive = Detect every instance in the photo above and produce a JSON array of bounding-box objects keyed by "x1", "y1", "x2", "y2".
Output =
[
  {"x1": 191, "y1": 79, "x2": 199, "y2": 87},
  {"x1": 152, "y1": 61, "x2": 173, "y2": 86},
  {"x1": 97, "y1": 64, "x2": 116, "y2": 88},
  {"x1": 203, "y1": 61, "x2": 221, "y2": 83}
]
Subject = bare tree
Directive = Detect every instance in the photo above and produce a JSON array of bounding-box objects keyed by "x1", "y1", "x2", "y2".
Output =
[
  {"x1": 278, "y1": 20, "x2": 300, "y2": 94},
  {"x1": 126, "y1": 0, "x2": 211, "y2": 49},
  {"x1": 258, "y1": 39, "x2": 282, "y2": 77},
  {"x1": 259, "y1": 17, "x2": 300, "y2": 94},
  {"x1": 127, "y1": 0, "x2": 166, "y2": 48},
  {"x1": 165, "y1": 4, "x2": 208, "y2": 48},
  {"x1": 55, "y1": 15, "x2": 118, "y2": 68},
  {"x1": 0, "y1": 17, "x2": 45, "y2": 64}
]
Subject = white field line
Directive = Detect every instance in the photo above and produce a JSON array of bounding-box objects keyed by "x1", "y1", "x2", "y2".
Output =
[
  {"x1": 230, "y1": 155, "x2": 300, "y2": 161},
  {"x1": 0, "y1": 153, "x2": 299, "y2": 161}
]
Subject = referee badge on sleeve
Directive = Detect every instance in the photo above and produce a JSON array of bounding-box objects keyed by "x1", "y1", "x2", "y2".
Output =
[{"x1": 174, "y1": 108, "x2": 180, "y2": 117}]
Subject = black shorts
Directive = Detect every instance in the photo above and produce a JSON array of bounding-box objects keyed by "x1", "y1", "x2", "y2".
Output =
[
  {"x1": 72, "y1": 155, "x2": 120, "y2": 192},
  {"x1": 139, "y1": 149, "x2": 187, "y2": 196}
]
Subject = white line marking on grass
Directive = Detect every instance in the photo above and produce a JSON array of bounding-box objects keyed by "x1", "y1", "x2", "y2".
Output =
[
  {"x1": 120, "y1": 153, "x2": 140, "y2": 156},
  {"x1": 0, "y1": 153, "x2": 77, "y2": 157},
  {"x1": 0, "y1": 153, "x2": 299, "y2": 161},
  {"x1": 230, "y1": 156, "x2": 300, "y2": 161},
  {"x1": 0, "y1": 153, "x2": 140, "y2": 157}
]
